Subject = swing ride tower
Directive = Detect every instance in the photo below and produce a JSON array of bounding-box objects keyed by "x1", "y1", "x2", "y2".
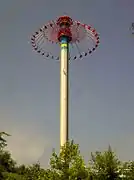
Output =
[{"x1": 30, "y1": 15, "x2": 100, "y2": 147}]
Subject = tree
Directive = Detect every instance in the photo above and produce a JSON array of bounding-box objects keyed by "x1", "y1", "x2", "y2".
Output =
[
  {"x1": 2, "y1": 131, "x2": 134, "y2": 179},
  {"x1": 89, "y1": 145, "x2": 121, "y2": 180},
  {"x1": 2, "y1": 172, "x2": 26, "y2": 180},
  {"x1": 0, "y1": 132, "x2": 10, "y2": 150},
  {"x1": 22, "y1": 163, "x2": 46, "y2": 180},
  {"x1": 121, "y1": 161, "x2": 134, "y2": 179},
  {"x1": 49, "y1": 140, "x2": 88, "y2": 180},
  {"x1": 0, "y1": 132, "x2": 17, "y2": 179}
]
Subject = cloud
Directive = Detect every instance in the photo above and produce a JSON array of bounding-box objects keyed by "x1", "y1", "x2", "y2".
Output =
[
  {"x1": 6, "y1": 129, "x2": 50, "y2": 165},
  {"x1": 0, "y1": 108, "x2": 50, "y2": 165}
]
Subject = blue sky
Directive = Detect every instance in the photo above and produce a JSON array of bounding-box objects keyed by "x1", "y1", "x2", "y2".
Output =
[{"x1": 0, "y1": 0, "x2": 134, "y2": 167}]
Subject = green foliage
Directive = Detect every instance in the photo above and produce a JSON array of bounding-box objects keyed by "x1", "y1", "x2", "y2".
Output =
[
  {"x1": 0, "y1": 132, "x2": 10, "y2": 150},
  {"x1": 50, "y1": 140, "x2": 88, "y2": 179},
  {"x1": 0, "y1": 150, "x2": 16, "y2": 172},
  {"x1": 1, "y1": 132, "x2": 134, "y2": 179},
  {"x1": 89, "y1": 146, "x2": 121, "y2": 180},
  {"x1": 43, "y1": 169, "x2": 60, "y2": 180},
  {"x1": 2, "y1": 172, "x2": 25, "y2": 180},
  {"x1": 121, "y1": 161, "x2": 134, "y2": 179},
  {"x1": 23, "y1": 163, "x2": 46, "y2": 180},
  {"x1": 0, "y1": 132, "x2": 16, "y2": 179}
]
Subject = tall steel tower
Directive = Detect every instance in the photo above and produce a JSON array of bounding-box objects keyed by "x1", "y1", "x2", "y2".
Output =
[{"x1": 30, "y1": 15, "x2": 100, "y2": 147}]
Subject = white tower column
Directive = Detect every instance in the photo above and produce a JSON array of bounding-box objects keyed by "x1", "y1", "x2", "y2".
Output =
[{"x1": 60, "y1": 36, "x2": 69, "y2": 147}]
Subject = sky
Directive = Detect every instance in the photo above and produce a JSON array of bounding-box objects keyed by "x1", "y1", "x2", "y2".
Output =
[{"x1": 0, "y1": 0, "x2": 134, "y2": 167}]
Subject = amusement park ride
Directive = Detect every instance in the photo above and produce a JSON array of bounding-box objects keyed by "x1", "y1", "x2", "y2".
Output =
[{"x1": 30, "y1": 15, "x2": 100, "y2": 148}]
